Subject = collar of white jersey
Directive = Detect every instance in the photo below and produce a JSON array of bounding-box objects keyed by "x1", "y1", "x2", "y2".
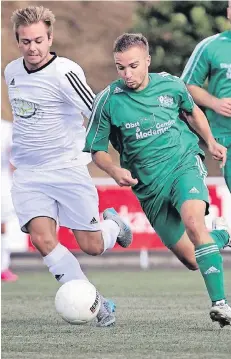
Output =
[{"x1": 23, "y1": 52, "x2": 57, "y2": 74}]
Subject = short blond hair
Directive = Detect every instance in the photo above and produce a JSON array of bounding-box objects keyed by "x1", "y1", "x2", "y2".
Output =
[{"x1": 11, "y1": 6, "x2": 55, "y2": 41}]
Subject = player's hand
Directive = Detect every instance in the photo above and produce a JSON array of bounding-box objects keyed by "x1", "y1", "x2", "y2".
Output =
[
  {"x1": 111, "y1": 167, "x2": 138, "y2": 187},
  {"x1": 208, "y1": 140, "x2": 227, "y2": 168},
  {"x1": 212, "y1": 98, "x2": 231, "y2": 117}
]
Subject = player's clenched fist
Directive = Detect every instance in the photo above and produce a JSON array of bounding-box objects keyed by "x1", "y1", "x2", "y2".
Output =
[
  {"x1": 212, "y1": 98, "x2": 231, "y2": 117},
  {"x1": 111, "y1": 167, "x2": 138, "y2": 187},
  {"x1": 208, "y1": 140, "x2": 227, "y2": 168}
]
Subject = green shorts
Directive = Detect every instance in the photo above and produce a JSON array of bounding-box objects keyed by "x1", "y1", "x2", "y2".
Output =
[
  {"x1": 216, "y1": 136, "x2": 231, "y2": 193},
  {"x1": 140, "y1": 155, "x2": 209, "y2": 249}
]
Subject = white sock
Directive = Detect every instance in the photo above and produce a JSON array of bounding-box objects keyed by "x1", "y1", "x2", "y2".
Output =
[
  {"x1": 1, "y1": 234, "x2": 10, "y2": 272},
  {"x1": 43, "y1": 243, "x2": 88, "y2": 284},
  {"x1": 101, "y1": 219, "x2": 120, "y2": 252}
]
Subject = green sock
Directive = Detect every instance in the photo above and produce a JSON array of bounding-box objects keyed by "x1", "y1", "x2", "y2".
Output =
[
  {"x1": 210, "y1": 230, "x2": 229, "y2": 249},
  {"x1": 195, "y1": 243, "x2": 226, "y2": 303}
]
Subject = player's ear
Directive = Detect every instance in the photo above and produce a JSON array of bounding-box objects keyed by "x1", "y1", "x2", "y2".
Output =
[
  {"x1": 48, "y1": 32, "x2": 53, "y2": 46},
  {"x1": 147, "y1": 55, "x2": 151, "y2": 67}
]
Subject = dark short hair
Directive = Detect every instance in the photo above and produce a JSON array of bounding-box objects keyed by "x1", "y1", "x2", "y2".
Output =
[{"x1": 113, "y1": 33, "x2": 149, "y2": 53}]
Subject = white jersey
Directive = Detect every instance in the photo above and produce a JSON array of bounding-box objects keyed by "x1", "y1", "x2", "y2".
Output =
[{"x1": 4, "y1": 54, "x2": 94, "y2": 170}]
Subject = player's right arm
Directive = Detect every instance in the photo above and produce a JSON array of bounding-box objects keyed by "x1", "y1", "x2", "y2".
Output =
[
  {"x1": 181, "y1": 37, "x2": 231, "y2": 117},
  {"x1": 92, "y1": 151, "x2": 138, "y2": 187},
  {"x1": 84, "y1": 87, "x2": 137, "y2": 187}
]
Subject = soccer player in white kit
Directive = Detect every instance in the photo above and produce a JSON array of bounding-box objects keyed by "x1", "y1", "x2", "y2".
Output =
[
  {"x1": 1, "y1": 119, "x2": 18, "y2": 282},
  {"x1": 5, "y1": 6, "x2": 132, "y2": 327}
]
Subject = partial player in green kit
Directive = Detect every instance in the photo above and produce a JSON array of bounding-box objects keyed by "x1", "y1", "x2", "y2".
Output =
[
  {"x1": 84, "y1": 33, "x2": 231, "y2": 327},
  {"x1": 181, "y1": 1, "x2": 231, "y2": 192}
]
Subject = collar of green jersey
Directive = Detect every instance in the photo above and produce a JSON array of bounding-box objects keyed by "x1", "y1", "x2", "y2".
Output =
[{"x1": 120, "y1": 75, "x2": 152, "y2": 94}]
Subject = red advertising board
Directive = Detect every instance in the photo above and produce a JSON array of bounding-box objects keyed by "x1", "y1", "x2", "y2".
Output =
[{"x1": 28, "y1": 181, "x2": 231, "y2": 252}]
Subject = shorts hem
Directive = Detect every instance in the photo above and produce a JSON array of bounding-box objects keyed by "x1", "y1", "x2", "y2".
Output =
[
  {"x1": 176, "y1": 198, "x2": 209, "y2": 215},
  {"x1": 21, "y1": 216, "x2": 57, "y2": 233},
  {"x1": 62, "y1": 226, "x2": 101, "y2": 232}
]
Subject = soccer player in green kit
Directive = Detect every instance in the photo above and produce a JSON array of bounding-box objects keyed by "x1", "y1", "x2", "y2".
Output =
[
  {"x1": 181, "y1": 1, "x2": 231, "y2": 192},
  {"x1": 84, "y1": 33, "x2": 231, "y2": 327}
]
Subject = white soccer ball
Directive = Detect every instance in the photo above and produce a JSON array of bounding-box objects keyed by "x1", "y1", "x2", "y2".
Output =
[{"x1": 55, "y1": 279, "x2": 101, "y2": 324}]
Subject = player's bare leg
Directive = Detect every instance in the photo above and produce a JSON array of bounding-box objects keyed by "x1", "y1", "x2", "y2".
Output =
[
  {"x1": 170, "y1": 218, "x2": 230, "y2": 271},
  {"x1": 170, "y1": 231, "x2": 198, "y2": 270},
  {"x1": 72, "y1": 208, "x2": 133, "y2": 255}
]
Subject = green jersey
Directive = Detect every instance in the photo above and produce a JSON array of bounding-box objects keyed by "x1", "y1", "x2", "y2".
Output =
[
  {"x1": 84, "y1": 73, "x2": 204, "y2": 200},
  {"x1": 181, "y1": 31, "x2": 231, "y2": 138}
]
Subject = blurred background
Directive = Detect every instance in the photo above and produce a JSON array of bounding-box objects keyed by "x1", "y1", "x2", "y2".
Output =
[
  {"x1": 1, "y1": 4, "x2": 231, "y2": 357},
  {"x1": 1, "y1": 0, "x2": 231, "y2": 265}
]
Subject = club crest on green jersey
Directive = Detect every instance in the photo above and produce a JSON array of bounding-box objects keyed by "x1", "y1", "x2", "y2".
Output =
[
  {"x1": 140, "y1": 114, "x2": 156, "y2": 131},
  {"x1": 158, "y1": 95, "x2": 174, "y2": 107},
  {"x1": 125, "y1": 114, "x2": 156, "y2": 131}
]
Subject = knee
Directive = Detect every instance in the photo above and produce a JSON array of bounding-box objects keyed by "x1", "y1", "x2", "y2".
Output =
[
  {"x1": 31, "y1": 232, "x2": 48, "y2": 246},
  {"x1": 184, "y1": 217, "x2": 206, "y2": 240},
  {"x1": 30, "y1": 232, "x2": 57, "y2": 255}
]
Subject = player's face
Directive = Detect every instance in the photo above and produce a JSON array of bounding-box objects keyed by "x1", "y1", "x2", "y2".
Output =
[
  {"x1": 17, "y1": 21, "x2": 53, "y2": 70},
  {"x1": 114, "y1": 46, "x2": 151, "y2": 91}
]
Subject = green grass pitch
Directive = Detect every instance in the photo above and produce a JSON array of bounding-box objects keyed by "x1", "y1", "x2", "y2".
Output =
[{"x1": 2, "y1": 269, "x2": 231, "y2": 359}]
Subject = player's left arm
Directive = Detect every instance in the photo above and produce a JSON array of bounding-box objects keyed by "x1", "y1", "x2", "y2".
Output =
[{"x1": 180, "y1": 83, "x2": 227, "y2": 167}]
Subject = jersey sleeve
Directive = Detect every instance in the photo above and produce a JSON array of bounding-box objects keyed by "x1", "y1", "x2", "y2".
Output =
[
  {"x1": 84, "y1": 87, "x2": 111, "y2": 153},
  {"x1": 179, "y1": 81, "x2": 195, "y2": 113},
  {"x1": 181, "y1": 40, "x2": 210, "y2": 87},
  {"x1": 60, "y1": 62, "x2": 95, "y2": 118}
]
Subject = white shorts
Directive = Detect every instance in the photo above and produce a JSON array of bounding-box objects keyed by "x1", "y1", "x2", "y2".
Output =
[
  {"x1": 11, "y1": 166, "x2": 101, "y2": 233},
  {"x1": 1, "y1": 173, "x2": 14, "y2": 223}
]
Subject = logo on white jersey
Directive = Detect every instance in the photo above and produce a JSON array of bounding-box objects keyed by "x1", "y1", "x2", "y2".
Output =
[
  {"x1": 158, "y1": 95, "x2": 174, "y2": 107},
  {"x1": 189, "y1": 187, "x2": 200, "y2": 194},
  {"x1": 114, "y1": 87, "x2": 124, "y2": 94},
  {"x1": 204, "y1": 266, "x2": 220, "y2": 275},
  {"x1": 12, "y1": 99, "x2": 39, "y2": 120},
  {"x1": 10, "y1": 78, "x2": 15, "y2": 86}
]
